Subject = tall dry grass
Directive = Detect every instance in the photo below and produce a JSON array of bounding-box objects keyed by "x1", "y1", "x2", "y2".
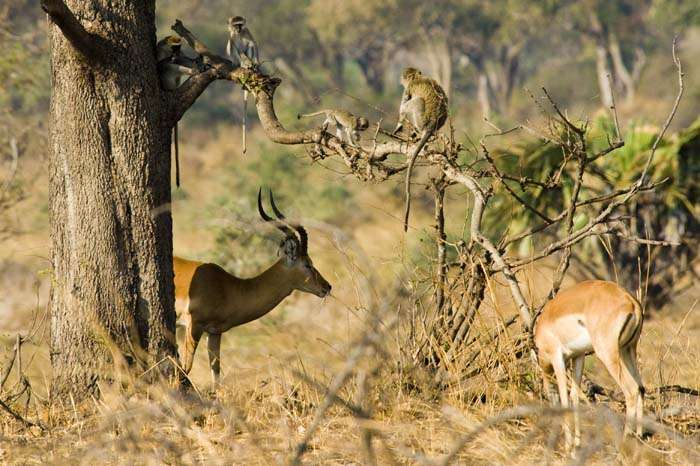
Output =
[{"x1": 0, "y1": 262, "x2": 698, "y2": 465}]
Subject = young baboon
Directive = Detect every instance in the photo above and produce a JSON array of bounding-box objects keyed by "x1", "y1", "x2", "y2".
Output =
[{"x1": 298, "y1": 109, "x2": 369, "y2": 147}]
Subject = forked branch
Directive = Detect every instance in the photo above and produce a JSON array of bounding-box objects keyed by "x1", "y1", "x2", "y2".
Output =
[{"x1": 41, "y1": 0, "x2": 108, "y2": 65}]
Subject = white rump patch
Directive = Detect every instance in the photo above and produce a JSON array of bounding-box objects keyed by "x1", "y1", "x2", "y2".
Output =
[{"x1": 562, "y1": 327, "x2": 592, "y2": 358}]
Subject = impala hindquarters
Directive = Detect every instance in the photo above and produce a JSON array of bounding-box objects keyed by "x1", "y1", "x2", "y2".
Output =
[{"x1": 534, "y1": 280, "x2": 644, "y2": 452}]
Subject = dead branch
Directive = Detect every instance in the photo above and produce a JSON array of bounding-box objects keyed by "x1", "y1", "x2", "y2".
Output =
[
  {"x1": 0, "y1": 396, "x2": 43, "y2": 429},
  {"x1": 290, "y1": 315, "x2": 396, "y2": 465},
  {"x1": 653, "y1": 385, "x2": 700, "y2": 397},
  {"x1": 169, "y1": 67, "x2": 225, "y2": 124},
  {"x1": 437, "y1": 405, "x2": 568, "y2": 466},
  {"x1": 639, "y1": 37, "x2": 684, "y2": 185},
  {"x1": 502, "y1": 179, "x2": 665, "y2": 247},
  {"x1": 0, "y1": 334, "x2": 20, "y2": 391},
  {"x1": 439, "y1": 157, "x2": 533, "y2": 330}
]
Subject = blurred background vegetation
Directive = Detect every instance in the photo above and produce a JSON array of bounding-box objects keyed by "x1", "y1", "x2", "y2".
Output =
[
  {"x1": 1, "y1": 0, "x2": 699, "y2": 329},
  {"x1": 0, "y1": 3, "x2": 699, "y2": 461}
]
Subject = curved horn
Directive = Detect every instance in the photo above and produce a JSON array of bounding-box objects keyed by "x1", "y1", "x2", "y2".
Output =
[
  {"x1": 270, "y1": 189, "x2": 309, "y2": 253},
  {"x1": 296, "y1": 226, "x2": 309, "y2": 253},
  {"x1": 269, "y1": 189, "x2": 286, "y2": 220},
  {"x1": 258, "y1": 187, "x2": 293, "y2": 236},
  {"x1": 257, "y1": 188, "x2": 274, "y2": 222}
]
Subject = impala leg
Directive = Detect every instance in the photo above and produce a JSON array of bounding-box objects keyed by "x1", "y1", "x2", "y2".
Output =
[
  {"x1": 597, "y1": 345, "x2": 641, "y2": 437},
  {"x1": 182, "y1": 323, "x2": 203, "y2": 375},
  {"x1": 570, "y1": 356, "x2": 585, "y2": 448},
  {"x1": 207, "y1": 333, "x2": 222, "y2": 387},
  {"x1": 552, "y1": 352, "x2": 573, "y2": 451},
  {"x1": 542, "y1": 365, "x2": 558, "y2": 403},
  {"x1": 621, "y1": 344, "x2": 644, "y2": 437}
]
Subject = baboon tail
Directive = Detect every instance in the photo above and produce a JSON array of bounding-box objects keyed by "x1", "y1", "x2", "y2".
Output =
[
  {"x1": 243, "y1": 90, "x2": 247, "y2": 154},
  {"x1": 297, "y1": 110, "x2": 327, "y2": 119},
  {"x1": 174, "y1": 123, "x2": 180, "y2": 187},
  {"x1": 403, "y1": 128, "x2": 433, "y2": 232}
]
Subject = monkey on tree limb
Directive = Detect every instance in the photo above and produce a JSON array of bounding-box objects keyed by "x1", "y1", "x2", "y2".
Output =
[
  {"x1": 226, "y1": 16, "x2": 260, "y2": 154},
  {"x1": 297, "y1": 109, "x2": 369, "y2": 147},
  {"x1": 394, "y1": 67, "x2": 448, "y2": 232},
  {"x1": 157, "y1": 35, "x2": 197, "y2": 187}
]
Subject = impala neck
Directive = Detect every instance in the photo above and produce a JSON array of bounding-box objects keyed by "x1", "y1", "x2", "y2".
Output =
[{"x1": 231, "y1": 259, "x2": 297, "y2": 324}]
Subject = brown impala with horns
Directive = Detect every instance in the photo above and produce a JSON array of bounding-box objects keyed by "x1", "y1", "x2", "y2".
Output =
[{"x1": 174, "y1": 188, "x2": 331, "y2": 384}]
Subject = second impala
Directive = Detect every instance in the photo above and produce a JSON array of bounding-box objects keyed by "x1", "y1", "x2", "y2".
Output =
[{"x1": 174, "y1": 189, "x2": 331, "y2": 383}]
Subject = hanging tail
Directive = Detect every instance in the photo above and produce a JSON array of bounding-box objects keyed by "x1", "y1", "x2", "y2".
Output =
[
  {"x1": 174, "y1": 124, "x2": 180, "y2": 188},
  {"x1": 242, "y1": 89, "x2": 248, "y2": 154},
  {"x1": 403, "y1": 129, "x2": 432, "y2": 232}
]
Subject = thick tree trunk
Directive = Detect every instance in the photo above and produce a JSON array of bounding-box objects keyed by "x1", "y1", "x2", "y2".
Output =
[{"x1": 47, "y1": 0, "x2": 177, "y2": 398}]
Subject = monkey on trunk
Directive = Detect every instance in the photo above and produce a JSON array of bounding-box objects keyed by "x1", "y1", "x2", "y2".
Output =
[
  {"x1": 297, "y1": 109, "x2": 369, "y2": 147},
  {"x1": 157, "y1": 35, "x2": 196, "y2": 188},
  {"x1": 394, "y1": 67, "x2": 448, "y2": 232}
]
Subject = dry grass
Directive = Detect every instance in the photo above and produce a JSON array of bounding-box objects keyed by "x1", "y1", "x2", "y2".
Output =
[{"x1": 0, "y1": 275, "x2": 698, "y2": 465}]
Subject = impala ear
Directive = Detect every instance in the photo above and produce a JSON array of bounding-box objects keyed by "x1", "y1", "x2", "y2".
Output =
[{"x1": 279, "y1": 237, "x2": 300, "y2": 265}]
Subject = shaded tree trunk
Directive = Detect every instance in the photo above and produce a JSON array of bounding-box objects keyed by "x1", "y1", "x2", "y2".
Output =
[
  {"x1": 493, "y1": 44, "x2": 521, "y2": 111},
  {"x1": 594, "y1": 43, "x2": 613, "y2": 108},
  {"x1": 608, "y1": 33, "x2": 646, "y2": 105},
  {"x1": 274, "y1": 58, "x2": 316, "y2": 103},
  {"x1": 588, "y1": 10, "x2": 613, "y2": 109},
  {"x1": 357, "y1": 46, "x2": 387, "y2": 94},
  {"x1": 473, "y1": 56, "x2": 497, "y2": 119},
  {"x1": 46, "y1": 0, "x2": 177, "y2": 398},
  {"x1": 325, "y1": 50, "x2": 345, "y2": 89},
  {"x1": 421, "y1": 28, "x2": 452, "y2": 99}
]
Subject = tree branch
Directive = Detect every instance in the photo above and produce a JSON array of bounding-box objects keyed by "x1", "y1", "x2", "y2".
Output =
[
  {"x1": 169, "y1": 66, "x2": 223, "y2": 124},
  {"x1": 41, "y1": 0, "x2": 107, "y2": 65},
  {"x1": 167, "y1": 21, "x2": 437, "y2": 181},
  {"x1": 439, "y1": 158, "x2": 533, "y2": 330},
  {"x1": 639, "y1": 37, "x2": 684, "y2": 185}
]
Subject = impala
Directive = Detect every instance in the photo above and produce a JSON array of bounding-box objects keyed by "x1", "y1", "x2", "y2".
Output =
[
  {"x1": 174, "y1": 189, "x2": 332, "y2": 384},
  {"x1": 534, "y1": 280, "x2": 644, "y2": 450}
]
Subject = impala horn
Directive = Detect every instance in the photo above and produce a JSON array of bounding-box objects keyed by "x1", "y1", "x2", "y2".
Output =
[
  {"x1": 258, "y1": 188, "x2": 292, "y2": 235},
  {"x1": 268, "y1": 189, "x2": 308, "y2": 253}
]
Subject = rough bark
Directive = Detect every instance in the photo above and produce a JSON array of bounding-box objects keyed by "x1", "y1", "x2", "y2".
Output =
[{"x1": 46, "y1": 0, "x2": 177, "y2": 398}]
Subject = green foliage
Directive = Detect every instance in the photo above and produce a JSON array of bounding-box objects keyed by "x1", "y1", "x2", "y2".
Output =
[{"x1": 485, "y1": 115, "x2": 699, "y2": 254}]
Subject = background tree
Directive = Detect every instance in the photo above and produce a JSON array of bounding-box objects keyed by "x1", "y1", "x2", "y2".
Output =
[{"x1": 307, "y1": 0, "x2": 405, "y2": 95}]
